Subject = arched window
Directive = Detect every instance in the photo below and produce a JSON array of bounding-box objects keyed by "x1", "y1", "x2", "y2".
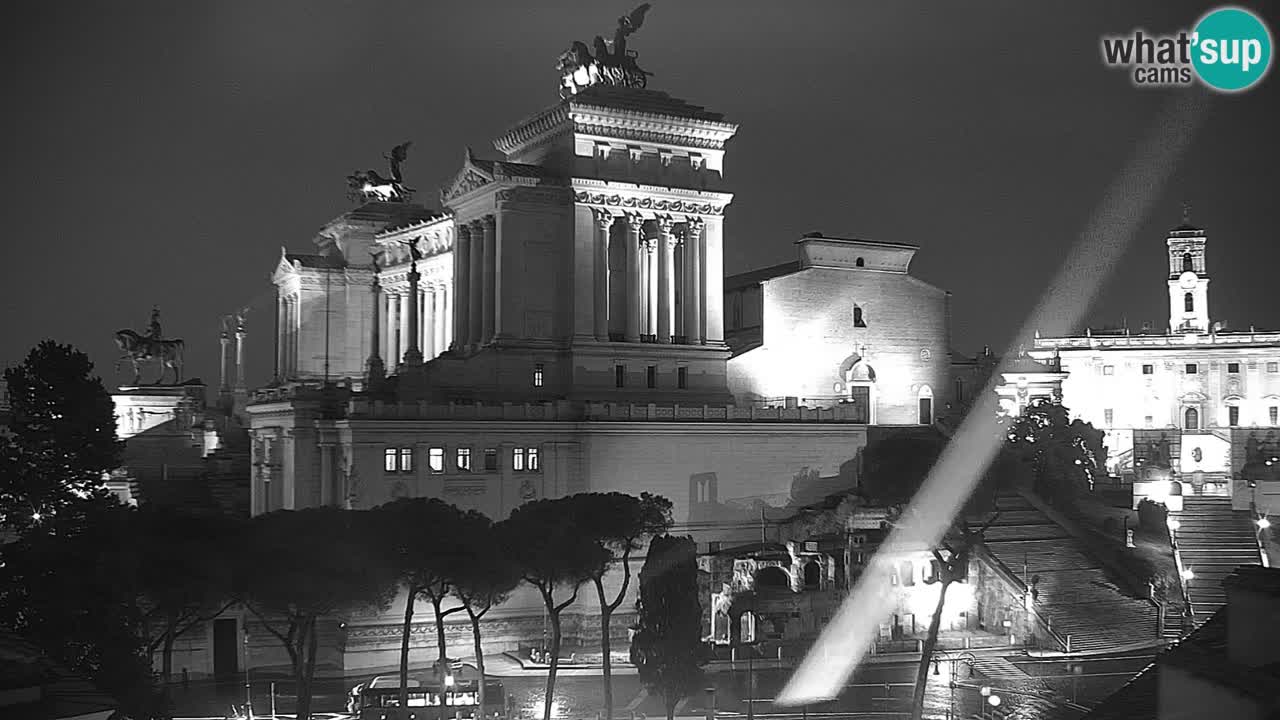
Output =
[
  {"x1": 1184, "y1": 293, "x2": 1194, "y2": 312},
  {"x1": 900, "y1": 560, "x2": 915, "y2": 587},
  {"x1": 803, "y1": 561, "x2": 821, "y2": 589},
  {"x1": 853, "y1": 306, "x2": 866, "y2": 328},
  {"x1": 918, "y1": 385, "x2": 934, "y2": 425},
  {"x1": 755, "y1": 566, "x2": 789, "y2": 589},
  {"x1": 1183, "y1": 252, "x2": 1194, "y2": 272},
  {"x1": 855, "y1": 257, "x2": 865, "y2": 267},
  {"x1": 1184, "y1": 407, "x2": 1200, "y2": 430}
]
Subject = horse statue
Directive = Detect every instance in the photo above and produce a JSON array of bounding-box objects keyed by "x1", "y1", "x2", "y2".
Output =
[
  {"x1": 114, "y1": 329, "x2": 185, "y2": 385},
  {"x1": 347, "y1": 142, "x2": 414, "y2": 203}
]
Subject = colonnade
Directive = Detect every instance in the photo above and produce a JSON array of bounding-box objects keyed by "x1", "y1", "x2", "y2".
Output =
[
  {"x1": 594, "y1": 210, "x2": 706, "y2": 344},
  {"x1": 380, "y1": 283, "x2": 452, "y2": 367},
  {"x1": 451, "y1": 215, "x2": 498, "y2": 350},
  {"x1": 276, "y1": 293, "x2": 300, "y2": 376}
]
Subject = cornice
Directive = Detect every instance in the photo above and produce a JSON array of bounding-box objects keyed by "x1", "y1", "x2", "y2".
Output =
[
  {"x1": 570, "y1": 179, "x2": 732, "y2": 218},
  {"x1": 568, "y1": 105, "x2": 738, "y2": 148},
  {"x1": 495, "y1": 186, "x2": 574, "y2": 206},
  {"x1": 493, "y1": 104, "x2": 572, "y2": 156}
]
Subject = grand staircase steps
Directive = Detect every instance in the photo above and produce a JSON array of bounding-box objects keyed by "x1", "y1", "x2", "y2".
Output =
[{"x1": 1169, "y1": 494, "x2": 1262, "y2": 627}]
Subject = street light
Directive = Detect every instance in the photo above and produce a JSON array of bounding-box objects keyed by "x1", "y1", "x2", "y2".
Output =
[
  {"x1": 1167, "y1": 519, "x2": 1181, "y2": 532},
  {"x1": 1258, "y1": 517, "x2": 1271, "y2": 531},
  {"x1": 1181, "y1": 567, "x2": 1195, "y2": 581}
]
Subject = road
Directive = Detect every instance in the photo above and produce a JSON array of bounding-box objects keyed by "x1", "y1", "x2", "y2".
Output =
[{"x1": 171, "y1": 652, "x2": 1156, "y2": 720}]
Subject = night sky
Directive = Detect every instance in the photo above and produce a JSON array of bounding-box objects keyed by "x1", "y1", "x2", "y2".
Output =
[{"x1": 3, "y1": 1, "x2": 1278, "y2": 391}]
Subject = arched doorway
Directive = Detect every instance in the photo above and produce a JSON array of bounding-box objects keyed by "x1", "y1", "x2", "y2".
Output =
[
  {"x1": 1184, "y1": 407, "x2": 1200, "y2": 430},
  {"x1": 803, "y1": 560, "x2": 821, "y2": 589},
  {"x1": 755, "y1": 566, "x2": 789, "y2": 590}
]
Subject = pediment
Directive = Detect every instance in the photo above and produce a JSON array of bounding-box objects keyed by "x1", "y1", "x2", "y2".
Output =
[
  {"x1": 441, "y1": 151, "x2": 495, "y2": 204},
  {"x1": 1179, "y1": 391, "x2": 1208, "y2": 403},
  {"x1": 272, "y1": 247, "x2": 298, "y2": 283}
]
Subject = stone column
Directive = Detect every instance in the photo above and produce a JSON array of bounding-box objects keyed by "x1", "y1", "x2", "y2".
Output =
[
  {"x1": 274, "y1": 295, "x2": 285, "y2": 380},
  {"x1": 423, "y1": 285, "x2": 435, "y2": 359},
  {"x1": 684, "y1": 219, "x2": 704, "y2": 345},
  {"x1": 285, "y1": 296, "x2": 296, "y2": 375},
  {"x1": 234, "y1": 315, "x2": 247, "y2": 392},
  {"x1": 593, "y1": 210, "x2": 613, "y2": 341},
  {"x1": 403, "y1": 260, "x2": 423, "y2": 368},
  {"x1": 398, "y1": 291, "x2": 411, "y2": 366},
  {"x1": 386, "y1": 290, "x2": 399, "y2": 366},
  {"x1": 625, "y1": 214, "x2": 643, "y2": 342},
  {"x1": 367, "y1": 273, "x2": 384, "y2": 386},
  {"x1": 657, "y1": 217, "x2": 676, "y2": 343},
  {"x1": 219, "y1": 328, "x2": 231, "y2": 394},
  {"x1": 646, "y1": 240, "x2": 658, "y2": 338},
  {"x1": 440, "y1": 286, "x2": 451, "y2": 354},
  {"x1": 468, "y1": 219, "x2": 484, "y2": 347},
  {"x1": 454, "y1": 224, "x2": 472, "y2": 349},
  {"x1": 480, "y1": 215, "x2": 496, "y2": 345}
]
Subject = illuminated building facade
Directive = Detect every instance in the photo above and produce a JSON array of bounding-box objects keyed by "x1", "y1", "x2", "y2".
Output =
[
  {"x1": 241, "y1": 28, "x2": 959, "y2": 676},
  {"x1": 1026, "y1": 220, "x2": 1280, "y2": 515}
]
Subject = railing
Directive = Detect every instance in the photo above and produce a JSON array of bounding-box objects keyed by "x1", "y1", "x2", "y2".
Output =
[
  {"x1": 340, "y1": 399, "x2": 873, "y2": 423},
  {"x1": 975, "y1": 545, "x2": 1070, "y2": 652},
  {"x1": 1035, "y1": 330, "x2": 1280, "y2": 349}
]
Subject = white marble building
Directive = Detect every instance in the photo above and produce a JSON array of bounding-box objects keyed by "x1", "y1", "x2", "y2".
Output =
[{"x1": 1026, "y1": 219, "x2": 1280, "y2": 514}]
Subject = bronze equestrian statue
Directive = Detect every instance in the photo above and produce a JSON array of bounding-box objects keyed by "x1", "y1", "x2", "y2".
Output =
[{"x1": 114, "y1": 307, "x2": 185, "y2": 385}]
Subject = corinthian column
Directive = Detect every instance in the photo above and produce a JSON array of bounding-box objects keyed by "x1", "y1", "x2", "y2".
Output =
[
  {"x1": 645, "y1": 240, "x2": 658, "y2": 338},
  {"x1": 468, "y1": 219, "x2": 484, "y2": 347},
  {"x1": 657, "y1": 217, "x2": 676, "y2": 343},
  {"x1": 684, "y1": 219, "x2": 704, "y2": 345},
  {"x1": 624, "y1": 214, "x2": 643, "y2": 343},
  {"x1": 367, "y1": 271, "x2": 384, "y2": 386},
  {"x1": 403, "y1": 257, "x2": 423, "y2": 368},
  {"x1": 593, "y1": 210, "x2": 613, "y2": 341},
  {"x1": 480, "y1": 214, "x2": 496, "y2": 345},
  {"x1": 453, "y1": 224, "x2": 471, "y2": 350}
]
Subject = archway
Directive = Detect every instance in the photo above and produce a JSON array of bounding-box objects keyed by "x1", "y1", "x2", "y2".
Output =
[
  {"x1": 803, "y1": 560, "x2": 821, "y2": 589},
  {"x1": 755, "y1": 566, "x2": 790, "y2": 590}
]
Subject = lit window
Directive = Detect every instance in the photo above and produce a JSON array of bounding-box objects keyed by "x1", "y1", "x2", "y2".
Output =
[
  {"x1": 1229, "y1": 406, "x2": 1240, "y2": 427},
  {"x1": 513, "y1": 447, "x2": 525, "y2": 471},
  {"x1": 1270, "y1": 362, "x2": 1279, "y2": 373},
  {"x1": 398, "y1": 448, "x2": 413, "y2": 473},
  {"x1": 647, "y1": 365, "x2": 656, "y2": 389},
  {"x1": 1270, "y1": 407, "x2": 1278, "y2": 425},
  {"x1": 1103, "y1": 365, "x2": 1114, "y2": 375},
  {"x1": 1185, "y1": 363, "x2": 1198, "y2": 374},
  {"x1": 615, "y1": 364, "x2": 625, "y2": 388},
  {"x1": 1104, "y1": 409, "x2": 1114, "y2": 426},
  {"x1": 484, "y1": 448, "x2": 498, "y2": 471},
  {"x1": 1228, "y1": 362, "x2": 1240, "y2": 374},
  {"x1": 527, "y1": 447, "x2": 539, "y2": 471},
  {"x1": 384, "y1": 448, "x2": 397, "y2": 473},
  {"x1": 428, "y1": 447, "x2": 444, "y2": 473},
  {"x1": 1142, "y1": 364, "x2": 1154, "y2": 375},
  {"x1": 1144, "y1": 415, "x2": 1154, "y2": 428},
  {"x1": 456, "y1": 448, "x2": 472, "y2": 472},
  {"x1": 533, "y1": 363, "x2": 544, "y2": 388},
  {"x1": 677, "y1": 366, "x2": 688, "y2": 389}
]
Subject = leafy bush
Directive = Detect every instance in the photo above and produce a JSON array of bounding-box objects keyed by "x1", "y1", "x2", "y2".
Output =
[{"x1": 1137, "y1": 499, "x2": 1168, "y2": 534}]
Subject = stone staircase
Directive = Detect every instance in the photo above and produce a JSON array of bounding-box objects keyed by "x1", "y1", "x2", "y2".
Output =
[
  {"x1": 1171, "y1": 495, "x2": 1263, "y2": 626},
  {"x1": 978, "y1": 493, "x2": 1160, "y2": 653}
]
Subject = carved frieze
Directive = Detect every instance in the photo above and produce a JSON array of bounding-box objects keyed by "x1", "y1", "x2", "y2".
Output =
[
  {"x1": 494, "y1": 187, "x2": 573, "y2": 206},
  {"x1": 572, "y1": 122, "x2": 728, "y2": 150},
  {"x1": 573, "y1": 191, "x2": 724, "y2": 216},
  {"x1": 443, "y1": 169, "x2": 493, "y2": 203}
]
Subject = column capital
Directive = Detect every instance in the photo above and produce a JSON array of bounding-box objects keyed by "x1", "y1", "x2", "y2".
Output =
[
  {"x1": 593, "y1": 208, "x2": 616, "y2": 230},
  {"x1": 624, "y1": 213, "x2": 645, "y2": 231},
  {"x1": 456, "y1": 222, "x2": 472, "y2": 240},
  {"x1": 480, "y1": 214, "x2": 497, "y2": 230},
  {"x1": 656, "y1": 215, "x2": 677, "y2": 235},
  {"x1": 684, "y1": 217, "x2": 705, "y2": 234}
]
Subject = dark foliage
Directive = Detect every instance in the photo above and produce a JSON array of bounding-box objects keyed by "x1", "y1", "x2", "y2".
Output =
[
  {"x1": 1002, "y1": 399, "x2": 1107, "y2": 507},
  {"x1": 1137, "y1": 498, "x2": 1169, "y2": 533},
  {"x1": 630, "y1": 534, "x2": 706, "y2": 720}
]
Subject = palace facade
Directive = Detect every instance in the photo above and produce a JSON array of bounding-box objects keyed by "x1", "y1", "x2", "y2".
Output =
[{"x1": 1025, "y1": 220, "x2": 1280, "y2": 515}]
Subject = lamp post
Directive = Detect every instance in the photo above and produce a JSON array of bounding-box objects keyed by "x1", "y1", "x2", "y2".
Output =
[
  {"x1": 244, "y1": 626, "x2": 253, "y2": 720},
  {"x1": 933, "y1": 650, "x2": 976, "y2": 720}
]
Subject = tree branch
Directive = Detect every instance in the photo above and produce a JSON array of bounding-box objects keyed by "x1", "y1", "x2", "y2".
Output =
[{"x1": 554, "y1": 584, "x2": 581, "y2": 614}]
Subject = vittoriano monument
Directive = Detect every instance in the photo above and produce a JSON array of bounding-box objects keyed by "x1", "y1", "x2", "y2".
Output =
[
  {"x1": 346, "y1": 141, "x2": 414, "y2": 203},
  {"x1": 114, "y1": 306, "x2": 186, "y2": 385},
  {"x1": 557, "y1": 3, "x2": 653, "y2": 97}
]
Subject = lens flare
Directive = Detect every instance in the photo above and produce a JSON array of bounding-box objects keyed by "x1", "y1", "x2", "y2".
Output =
[{"x1": 777, "y1": 91, "x2": 1210, "y2": 706}]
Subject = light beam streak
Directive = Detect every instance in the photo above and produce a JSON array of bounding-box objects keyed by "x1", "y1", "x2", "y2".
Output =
[{"x1": 777, "y1": 90, "x2": 1211, "y2": 706}]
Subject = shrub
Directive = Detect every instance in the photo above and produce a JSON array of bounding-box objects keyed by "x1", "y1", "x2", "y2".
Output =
[{"x1": 1137, "y1": 499, "x2": 1168, "y2": 534}]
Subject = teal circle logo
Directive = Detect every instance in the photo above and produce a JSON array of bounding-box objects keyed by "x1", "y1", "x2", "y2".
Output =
[{"x1": 1192, "y1": 6, "x2": 1272, "y2": 92}]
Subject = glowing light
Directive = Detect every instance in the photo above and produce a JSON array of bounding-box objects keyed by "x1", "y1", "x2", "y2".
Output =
[
  {"x1": 1258, "y1": 517, "x2": 1271, "y2": 530},
  {"x1": 30, "y1": 512, "x2": 41, "y2": 521},
  {"x1": 776, "y1": 92, "x2": 1209, "y2": 707},
  {"x1": 980, "y1": 687, "x2": 991, "y2": 697},
  {"x1": 988, "y1": 695, "x2": 1002, "y2": 707},
  {"x1": 444, "y1": 675, "x2": 455, "y2": 687},
  {"x1": 1167, "y1": 519, "x2": 1180, "y2": 531},
  {"x1": 1181, "y1": 568, "x2": 1195, "y2": 581}
]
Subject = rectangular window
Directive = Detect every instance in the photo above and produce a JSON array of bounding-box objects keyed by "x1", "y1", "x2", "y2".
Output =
[
  {"x1": 646, "y1": 365, "x2": 656, "y2": 389},
  {"x1": 1185, "y1": 363, "x2": 1198, "y2": 374},
  {"x1": 1103, "y1": 365, "x2": 1114, "y2": 375},
  {"x1": 456, "y1": 448, "x2": 472, "y2": 472},
  {"x1": 428, "y1": 447, "x2": 444, "y2": 473},
  {"x1": 1270, "y1": 362, "x2": 1280, "y2": 373},
  {"x1": 484, "y1": 448, "x2": 498, "y2": 471},
  {"x1": 1228, "y1": 362, "x2": 1241, "y2": 374},
  {"x1": 615, "y1": 364, "x2": 625, "y2": 388},
  {"x1": 384, "y1": 448, "x2": 398, "y2": 473},
  {"x1": 1104, "y1": 409, "x2": 1114, "y2": 426},
  {"x1": 533, "y1": 363, "x2": 544, "y2": 387},
  {"x1": 678, "y1": 366, "x2": 688, "y2": 389},
  {"x1": 513, "y1": 447, "x2": 525, "y2": 472},
  {"x1": 1144, "y1": 415, "x2": 1154, "y2": 428},
  {"x1": 1271, "y1": 407, "x2": 1278, "y2": 425},
  {"x1": 398, "y1": 448, "x2": 413, "y2": 473},
  {"x1": 527, "y1": 447, "x2": 540, "y2": 471},
  {"x1": 1229, "y1": 406, "x2": 1240, "y2": 427},
  {"x1": 1142, "y1": 364, "x2": 1154, "y2": 375}
]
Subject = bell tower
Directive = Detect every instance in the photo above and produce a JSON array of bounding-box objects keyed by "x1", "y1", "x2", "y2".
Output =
[{"x1": 1167, "y1": 204, "x2": 1210, "y2": 334}]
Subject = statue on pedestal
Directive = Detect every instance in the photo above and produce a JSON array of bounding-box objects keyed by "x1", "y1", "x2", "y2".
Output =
[
  {"x1": 114, "y1": 307, "x2": 185, "y2": 385},
  {"x1": 558, "y1": 4, "x2": 654, "y2": 97},
  {"x1": 346, "y1": 141, "x2": 414, "y2": 203}
]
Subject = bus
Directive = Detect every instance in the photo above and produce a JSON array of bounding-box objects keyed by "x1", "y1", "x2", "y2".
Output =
[{"x1": 350, "y1": 673, "x2": 507, "y2": 720}]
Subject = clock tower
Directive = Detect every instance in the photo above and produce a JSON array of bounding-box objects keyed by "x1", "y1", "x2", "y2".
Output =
[{"x1": 1166, "y1": 206, "x2": 1210, "y2": 334}]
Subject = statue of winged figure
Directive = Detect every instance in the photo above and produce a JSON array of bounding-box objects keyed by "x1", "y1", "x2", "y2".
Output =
[
  {"x1": 347, "y1": 142, "x2": 414, "y2": 203},
  {"x1": 612, "y1": 3, "x2": 651, "y2": 60},
  {"x1": 558, "y1": 4, "x2": 653, "y2": 97}
]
